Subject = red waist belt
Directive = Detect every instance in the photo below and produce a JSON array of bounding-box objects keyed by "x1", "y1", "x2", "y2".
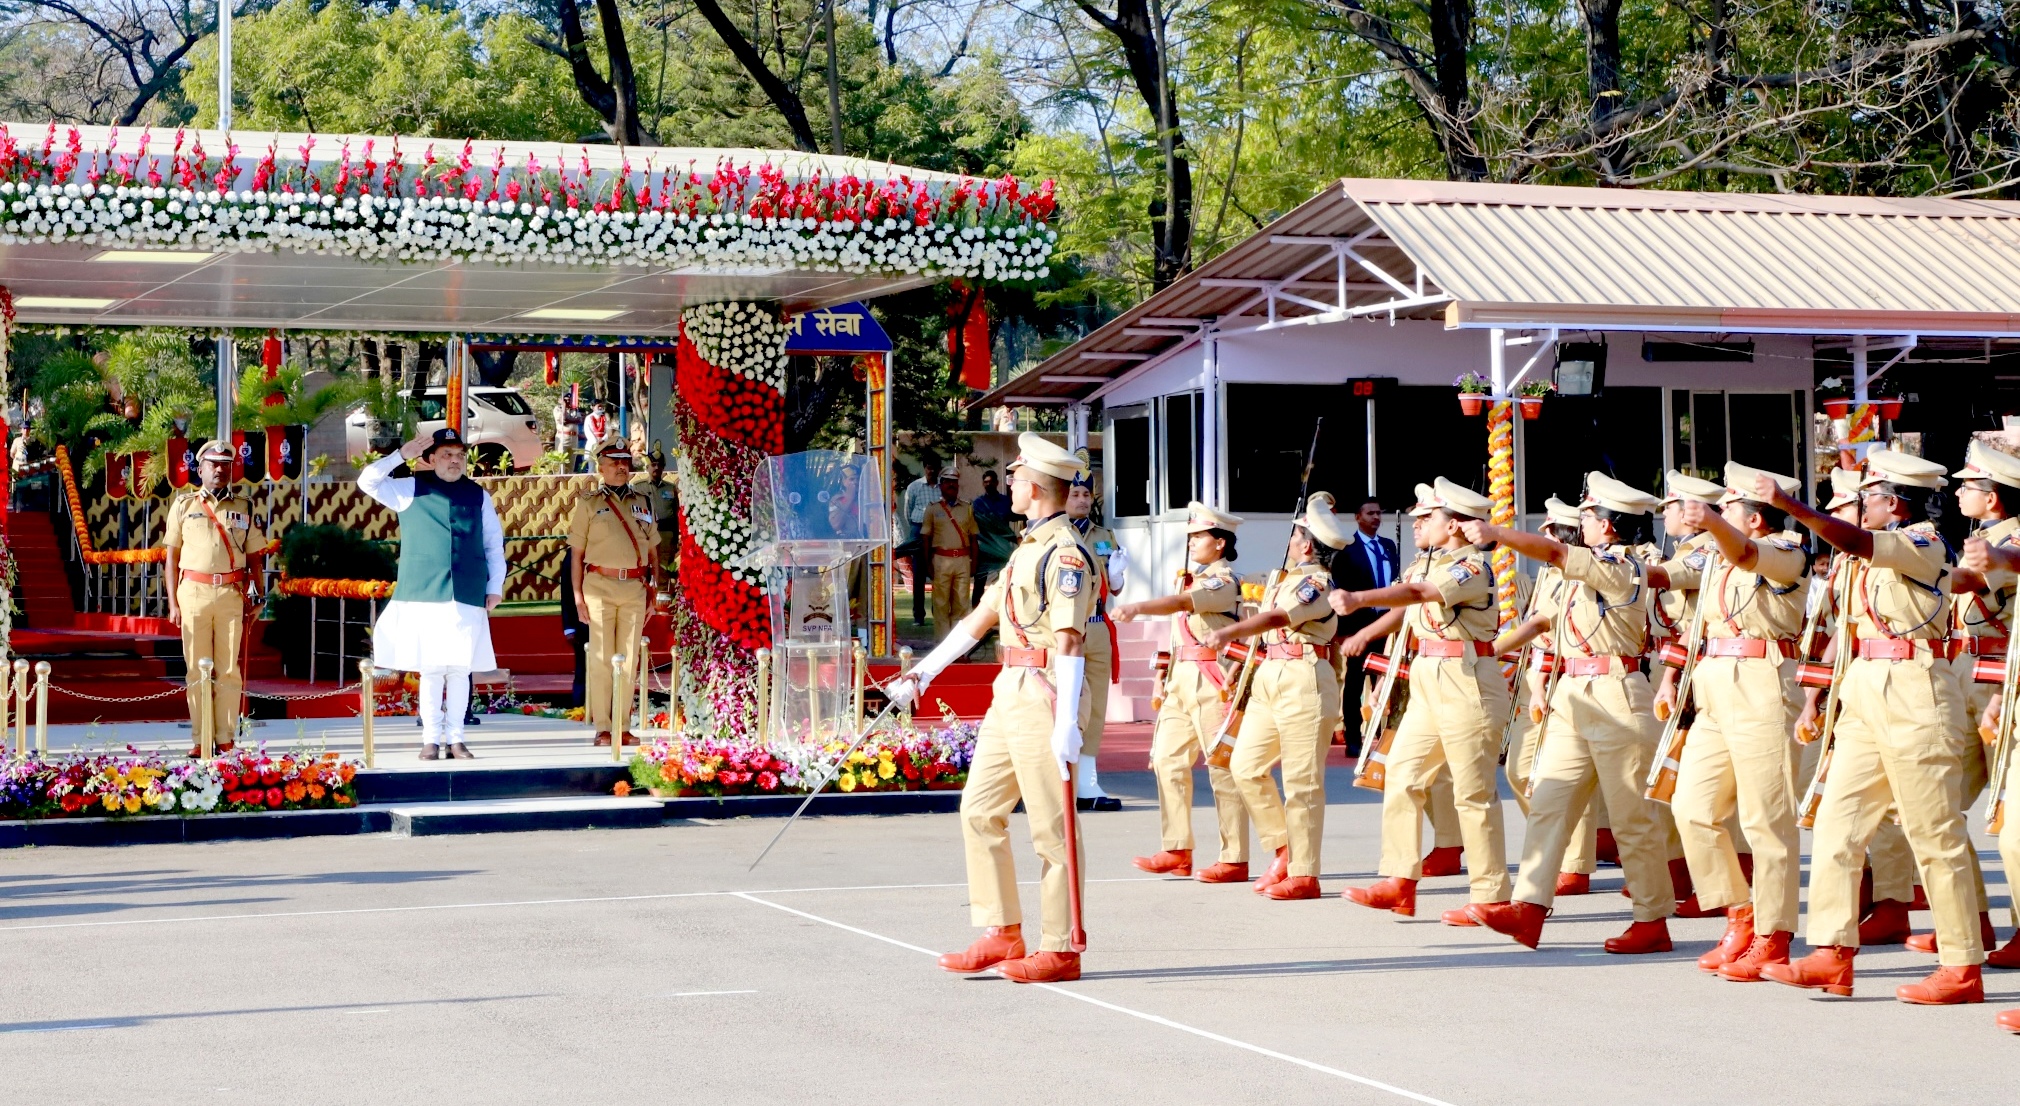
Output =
[
  {"x1": 1960, "y1": 635, "x2": 2008, "y2": 657},
  {"x1": 1415, "y1": 639, "x2": 1494, "y2": 658},
  {"x1": 932, "y1": 548, "x2": 970, "y2": 557},
  {"x1": 1857, "y1": 638, "x2": 1960, "y2": 661},
  {"x1": 180, "y1": 569, "x2": 247, "y2": 586},
  {"x1": 1561, "y1": 655, "x2": 1635, "y2": 676},
  {"x1": 588, "y1": 564, "x2": 649, "y2": 580},
  {"x1": 1002, "y1": 646, "x2": 1050, "y2": 668},
  {"x1": 1265, "y1": 643, "x2": 1335, "y2": 661},
  {"x1": 1702, "y1": 637, "x2": 1799, "y2": 660},
  {"x1": 1176, "y1": 647, "x2": 1221, "y2": 663}
]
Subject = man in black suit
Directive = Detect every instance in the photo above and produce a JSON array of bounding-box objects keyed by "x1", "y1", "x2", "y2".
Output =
[{"x1": 1335, "y1": 497, "x2": 1399, "y2": 754}]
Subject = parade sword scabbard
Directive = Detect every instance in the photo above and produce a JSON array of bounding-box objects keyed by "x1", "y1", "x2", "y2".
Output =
[{"x1": 748, "y1": 685, "x2": 910, "y2": 871}]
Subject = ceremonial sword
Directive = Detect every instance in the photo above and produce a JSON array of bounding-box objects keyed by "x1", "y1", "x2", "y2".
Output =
[{"x1": 748, "y1": 689, "x2": 912, "y2": 870}]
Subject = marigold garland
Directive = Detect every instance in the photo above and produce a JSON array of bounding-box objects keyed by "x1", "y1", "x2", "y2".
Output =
[{"x1": 276, "y1": 575, "x2": 396, "y2": 600}]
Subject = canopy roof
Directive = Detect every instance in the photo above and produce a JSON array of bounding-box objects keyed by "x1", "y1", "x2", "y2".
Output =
[
  {"x1": 0, "y1": 123, "x2": 1054, "y2": 335},
  {"x1": 981, "y1": 177, "x2": 2020, "y2": 406}
]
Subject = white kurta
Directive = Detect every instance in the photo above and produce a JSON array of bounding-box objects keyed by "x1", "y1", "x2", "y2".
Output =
[{"x1": 359, "y1": 453, "x2": 507, "y2": 673}]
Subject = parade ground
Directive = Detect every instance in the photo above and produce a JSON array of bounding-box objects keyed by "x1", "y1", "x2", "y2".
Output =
[{"x1": 4, "y1": 766, "x2": 2012, "y2": 1105}]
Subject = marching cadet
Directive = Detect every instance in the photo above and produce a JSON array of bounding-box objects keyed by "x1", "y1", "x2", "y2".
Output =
[
  {"x1": 164, "y1": 440, "x2": 267, "y2": 755},
  {"x1": 1660, "y1": 462, "x2": 1810, "y2": 981},
  {"x1": 1067, "y1": 456, "x2": 1126, "y2": 812},
  {"x1": 1206, "y1": 494, "x2": 1352, "y2": 901},
  {"x1": 1333, "y1": 479, "x2": 1510, "y2": 923},
  {"x1": 890, "y1": 433, "x2": 1095, "y2": 984},
  {"x1": 1462, "y1": 473, "x2": 1682, "y2": 954},
  {"x1": 1647, "y1": 471, "x2": 1722, "y2": 916},
  {"x1": 568, "y1": 441, "x2": 657, "y2": 747},
  {"x1": 921, "y1": 465, "x2": 978, "y2": 641},
  {"x1": 1753, "y1": 450, "x2": 1986, "y2": 1004},
  {"x1": 1114, "y1": 502, "x2": 1251, "y2": 882},
  {"x1": 1492, "y1": 496, "x2": 1606, "y2": 895}
]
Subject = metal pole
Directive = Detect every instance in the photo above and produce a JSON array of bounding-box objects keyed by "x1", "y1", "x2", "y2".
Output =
[
  {"x1": 217, "y1": 0, "x2": 233, "y2": 131},
  {"x1": 611, "y1": 652, "x2": 628, "y2": 763},
  {"x1": 216, "y1": 333, "x2": 235, "y2": 448},
  {"x1": 32, "y1": 660, "x2": 50, "y2": 759},
  {"x1": 1365, "y1": 395, "x2": 1378, "y2": 499},
  {"x1": 0, "y1": 654, "x2": 10, "y2": 757},
  {"x1": 896, "y1": 645, "x2": 914, "y2": 725},
  {"x1": 12, "y1": 659, "x2": 27, "y2": 756},
  {"x1": 852, "y1": 641, "x2": 867, "y2": 728},
  {"x1": 359, "y1": 659, "x2": 375, "y2": 769},
  {"x1": 635, "y1": 626, "x2": 650, "y2": 734},
  {"x1": 197, "y1": 658, "x2": 215, "y2": 759},
  {"x1": 754, "y1": 647, "x2": 772, "y2": 745}
]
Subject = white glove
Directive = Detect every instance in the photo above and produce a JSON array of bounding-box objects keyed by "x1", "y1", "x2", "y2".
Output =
[
  {"x1": 1104, "y1": 545, "x2": 1128, "y2": 592},
  {"x1": 1050, "y1": 652, "x2": 1087, "y2": 780},
  {"x1": 889, "y1": 629, "x2": 980, "y2": 709}
]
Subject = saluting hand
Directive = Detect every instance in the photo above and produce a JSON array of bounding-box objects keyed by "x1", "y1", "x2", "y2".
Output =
[
  {"x1": 399, "y1": 434, "x2": 432, "y2": 461},
  {"x1": 1751, "y1": 473, "x2": 1784, "y2": 508},
  {"x1": 1678, "y1": 499, "x2": 1712, "y2": 530},
  {"x1": 1459, "y1": 519, "x2": 1489, "y2": 546},
  {"x1": 1963, "y1": 536, "x2": 1993, "y2": 574},
  {"x1": 1328, "y1": 589, "x2": 1361, "y2": 617}
]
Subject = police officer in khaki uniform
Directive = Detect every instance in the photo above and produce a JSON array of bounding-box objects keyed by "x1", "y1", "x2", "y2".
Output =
[
  {"x1": 1464, "y1": 473, "x2": 1681, "y2": 954},
  {"x1": 892, "y1": 433, "x2": 1094, "y2": 984},
  {"x1": 1647, "y1": 470, "x2": 1724, "y2": 916},
  {"x1": 568, "y1": 441, "x2": 657, "y2": 747},
  {"x1": 630, "y1": 443, "x2": 679, "y2": 574},
  {"x1": 1661, "y1": 461, "x2": 1810, "y2": 981},
  {"x1": 1115, "y1": 502, "x2": 1249, "y2": 881},
  {"x1": 1956, "y1": 442, "x2": 2020, "y2": 969},
  {"x1": 921, "y1": 467, "x2": 978, "y2": 638},
  {"x1": 1206, "y1": 494, "x2": 1351, "y2": 901},
  {"x1": 1334, "y1": 479, "x2": 1510, "y2": 922},
  {"x1": 1756, "y1": 450, "x2": 1986, "y2": 1004},
  {"x1": 165, "y1": 439, "x2": 267, "y2": 755}
]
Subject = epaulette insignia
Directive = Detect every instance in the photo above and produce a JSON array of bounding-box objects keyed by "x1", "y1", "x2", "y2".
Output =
[{"x1": 1058, "y1": 553, "x2": 1085, "y2": 569}]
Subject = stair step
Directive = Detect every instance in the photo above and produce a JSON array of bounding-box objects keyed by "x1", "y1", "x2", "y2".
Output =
[{"x1": 381, "y1": 796, "x2": 664, "y2": 837}]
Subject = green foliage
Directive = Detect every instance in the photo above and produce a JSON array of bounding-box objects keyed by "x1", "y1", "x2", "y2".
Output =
[{"x1": 280, "y1": 523, "x2": 397, "y2": 581}]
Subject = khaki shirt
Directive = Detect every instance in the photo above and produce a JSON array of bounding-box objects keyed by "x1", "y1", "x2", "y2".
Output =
[
  {"x1": 1169, "y1": 559, "x2": 1241, "y2": 651},
  {"x1": 163, "y1": 489, "x2": 265, "y2": 575},
  {"x1": 1691, "y1": 531, "x2": 1808, "y2": 642},
  {"x1": 982, "y1": 513, "x2": 1094, "y2": 647},
  {"x1": 1653, "y1": 532, "x2": 1711, "y2": 638},
  {"x1": 1956, "y1": 515, "x2": 2020, "y2": 640},
  {"x1": 1557, "y1": 544, "x2": 1655, "y2": 658},
  {"x1": 567, "y1": 485, "x2": 656, "y2": 571},
  {"x1": 1850, "y1": 522, "x2": 1953, "y2": 643},
  {"x1": 1408, "y1": 543, "x2": 1498, "y2": 642},
  {"x1": 630, "y1": 473, "x2": 678, "y2": 531},
  {"x1": 1264, "y1": 562, "x2": 1338, "y2": 648},
  {"x1": 922, "y1": 501, "x2": 977, "y2": 555}
]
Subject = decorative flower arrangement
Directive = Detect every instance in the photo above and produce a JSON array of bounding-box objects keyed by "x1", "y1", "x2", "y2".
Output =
[
  {"x1": 276, "y1": 575, "x2": 397, "y2": 600},
  {"x1": 0, "y1": 126, "x2": 1056, "y2": 281},
  {"x1": 1, "y1": 744, "x2": 359, "y2": 820},
  {"x1": 1454, "y1": 371, "x2": 1491, "y2": 394},
  {"x1": 628, "y1": 718, "x2": 978, "y2": 798},
  {"x1": 52, "y1": 445, "x2": 96, "y2": 553}
]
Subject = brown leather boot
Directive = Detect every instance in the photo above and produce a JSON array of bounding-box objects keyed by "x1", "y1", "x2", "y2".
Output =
[
  {"x1": 1251, "y1": 846, "x2": 1290, "y2": 895},
  {"x1": 1344, "y1": 876, "x2": 1418, "y2": 916},
  {"x1": 1264, "y1": 875, "x2": 1321, "y2": 900},
  {"x1": 1698, "y1": 903, "x2": 1755, "y2": 973},
  {"x1": 1717, "y1": 930, "x2": 1792, "y2": 982},
  {"x1": 1554, "y1": 872, "x2": 1591, "y2": 896},
  {"x1": 937, "y1": 926, "x2": 1025, "y2": 973},
  {"x1": 1858, "y1": 899, "x2": 1912, "y2": 945},
  {"x1": 1762, "y1": 945, "x2": 1856, "y2": 997},
  {"x1": 998, "y1": 951, "x2": 1081, "y2": 983},
  {"x1": 1470, "y1": 900, "x2": 1548, "y2": 949},
  {"x1": 1905, "y1": 912, "x2": 1997, "y2": 956},
  {"x1": 1895, "y1": 963, "x2": 1984, "y2": 1005},
  {"x1": 1420, "y1": 845, "x2": 1464, "y2": 877},
  {"x1": 592, "y1": 731, "x2": 613, "y2": 747},
  {"x1": 1195, "y1": 861, "x2": 1250, "y2": 884},
  {"x1": 1131, "y1": 849, "x2": 1192, "y2": 876},
  {"x1": 1605, "y1": 918, "x2": 1673, "y2": 955},
  {"x1": 1986, "y1": 929, "x2": 2020, "y2": 969}
]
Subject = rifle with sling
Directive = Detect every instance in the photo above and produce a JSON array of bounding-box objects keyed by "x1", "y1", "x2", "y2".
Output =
[
  {"x1": 1646, "y1": 551, "x2": 1717, "y2": 802},
  {"x1": 1797, "y1": 556, "x2": 1855, "y2": 829}
]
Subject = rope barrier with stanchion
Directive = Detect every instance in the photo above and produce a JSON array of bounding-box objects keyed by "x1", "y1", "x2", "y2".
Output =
[
  {"x1": 32, "y1": 660, "x2": 50, "y2": 758},
  {"x1": 852, "y1": 641, "x2": 867, "y2": 728},
  {"x1": 359, "y1": 660, "x2": 376, "y2": 769},
  {"x1": 11, "y1": 658, "x2": 26, "y2": 757},
  {"x1": 196, "y1": 658, "x2": 214, "y2": 760},
  {"x1": 755, "y1": 647, "x2": 772, "y2": 745}
]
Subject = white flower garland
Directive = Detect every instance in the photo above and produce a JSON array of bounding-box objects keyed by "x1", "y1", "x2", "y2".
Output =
[
  {"x1": 679, "y1": 471, "x2": 762, "y2": 586},
  {"x1": 683, "y1": 301, "x2": 788, "y2": 391},
  {"x1": 0, "y1": 182, "x2": 1055, "y2": 281}
]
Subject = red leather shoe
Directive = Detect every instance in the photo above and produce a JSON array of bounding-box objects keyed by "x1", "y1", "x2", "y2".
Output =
[
  {"x1": 1605, "y1": 918, "x2": 1673, "y2": 955},
  {"x1": 1132, "y1": 849, "x2": 1192, "y2": 876},
  {"x1": 1906, "y1": 931, "x2": 1936, "y2": 954},
  {"x1": 1987, "y1": 930, "x2": 2020, "y2": 969},
  {"x1": 1420, "y1": 845, "x2": 1464, "y2": 877},
  {"x1": 1737, "y1": 851, "x2": 1754, "y2": 886},
  {"x1": 1344, "y1": 877, "x2": 1417, "y2": 916},
  {"x1": 1670, "y1": 859, "x2": 1720, "y2": 917},
  {"x1": 1470, "y1": 900, "x2": 1548, "y2": 949},
  {"x1": 998, "y1": 951, "x2": 1081, "y2": 984},
  {"x1": 1595, "y1": 828, "x2": 1619, "y2": 866},
  {"x1": 1195, "y1": 862, "x2": 1250, "y2": 884},
  {"x1": 1442, "y1": 905, "x2": 1488, "y2": 927},
  {"x1": 1252, "y1": 846, "x2": 1290, "y2": 895},
  {"x1": 1903, "y1": 912, "x2": 1997, "y2": 956},
  {"x1": 1762, "y1": 946, "x2": 1856, "y2": 997},
  {"x1": 1554, "y1": 872, "x2": 1591, "y2": 896},
  {"x1": 937, "y1": 926, "x2": 1025, "y2": 973},
  {"x1": 1717, "y1": 930, "x2": 1792, "y2": 982},
  {"x1": 1896, "y1": 964, "x2": 1984, "y2": 1005},
  {"x1": 1264, "y1": 875, "x2": 1321, "y2": 900},
  {"x1": 1698, "y1": 903, "x2": 1755, "y2": 973},
  {"x1": 1859, "y1": 899, "x2": 1912, "y2": 945},
  {"x1": 1999, "y1": 1008, "x2": 2020, "y2": 1033},
  {"x1": 1908, "y1": 884, "x2": 1929, "y2": 911}
]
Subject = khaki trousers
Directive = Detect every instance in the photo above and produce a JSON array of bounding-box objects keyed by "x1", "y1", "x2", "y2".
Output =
[
  {"x1": 2001, "y1": 752, "x2": 2020, "y2": 926},
  {"x1": 1081, "y1": 618, "x2": 1113, "y2": 756},
  {"x1": 1507, "y1": 687, "x2": 1605, "y2": 875},
  {"x1": 961, "y1": 668, "x2": 1083, "y2": 951},
  {"x1": 1427, "y1": 772, "x2": 1463, "y2": 849},
  {"x1": 1514, "y1": 669, "x2": 1674, "y2": 921},
  {"x1": 930, "y1": 554, "x2": 973, "y2": 638},
  {"x1": 1150, "y1": 662, "x2": 1249, "y2": 862},
  {"x1": 1807, "y1": 656, "x2": 1983, "y2": 966},
  {"x1": 1377, "y1": 653, "x2": 1511, "y2": 901},
  {"x1": 584, "y1": 573, "x2": 648, "y2": 732},
  {"x1": 1672, "y1": 655, "x2": 1803, "y2": 933},
  {"x1": 1862, "y1": 656, "x2": 1993, "y2": 910},
  {"x1": 178, "y1": 580, "x2": 245, "y2": 744},
  {"x1": 1230, "y1": 658, "x2": 1339, "y2": 877}
]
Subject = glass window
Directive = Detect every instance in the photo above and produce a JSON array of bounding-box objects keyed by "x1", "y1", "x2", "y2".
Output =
[
  {"x1": 1522, "y1": 387, "x2": 1664, "y2": 510},
  {"x1": 1161, "y1": 392, "x2": 1197, "y2": 513},
  {"x1": 1111, "y1": 411, "x2": 1152, "y2": 517},
  {"x1": 477, "y1": 390, "x2": 532, "y2": 416},
  {"x1": 411, "y1": 396, "x2": 447, "y2": 422},
  {"x1": 1225, "y1": 383, "x2": 1377, "y2": 514}
]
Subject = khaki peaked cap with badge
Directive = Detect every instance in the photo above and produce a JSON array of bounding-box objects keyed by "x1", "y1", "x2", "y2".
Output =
[
  {"x1": 1954, "y1": 440, "x2": 2020, "y2": 488},
  {"x1": 1720, "y1": 460, "x2": 1800, "y2": 506},
  {"x1": 1298, "y1": 493, "x2": 1355, "y2": 550},
  {"x1": 1661, "y1": 469, "x2": 1725, "y2": 507},
  {"x1": 1185, "y1": 501, "x2": 1243, "y2": 533},
  {"x1": 1824, "y1": 467, "x2": 1863, "y2": 511},
  {"x1": 1579, "y1": 471, "x2": 1660, "y2": 515},
  {"x1": 1544, "y1": 496, "x2": 1581, "y2": 529},
  {"x1": 1008, "y1": 432, "x2": 1085, "y2": 484},
  {"x1": 1861, "y1": 447, "x2": 1949, "y2": 491},
  {"x1": 1429, "y1": 477, "x2": 1492, "y2": 520}
]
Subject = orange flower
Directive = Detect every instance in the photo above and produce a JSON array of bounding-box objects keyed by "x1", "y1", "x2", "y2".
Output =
[
  {"x1": 613, "y1": 781, "x2": 632, "y2": 797},
  {"x1": 308, "y1": 783, "x2": 326, "y2": 799},
  {"x1": 283, "y1": 781, "x2": 306, "y2": 802},
  {"x1": 334, "y1": 793, "x2": 354, "y2": 806}
]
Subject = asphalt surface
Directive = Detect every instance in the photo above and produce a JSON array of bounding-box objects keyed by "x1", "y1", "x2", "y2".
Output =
[{"x1": 4, "y1": 768, "x2": 2016, "y2": 1105}]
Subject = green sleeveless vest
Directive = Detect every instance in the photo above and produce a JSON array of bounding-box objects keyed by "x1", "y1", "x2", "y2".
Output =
[{"x1": 393, "y1": 474, "x2": 490, "y2": 607}]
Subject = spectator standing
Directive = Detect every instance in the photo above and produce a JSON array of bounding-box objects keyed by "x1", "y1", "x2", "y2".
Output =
[
  {"x1": 970, "y1": 468, "x2": 1019, "y2": 607},
  {"x1": 901, "y1": 458, "x2": 943, "y2": 625},
  {"x1": 1333, "y1": 498, "x2": 1399, "y2": 754}
]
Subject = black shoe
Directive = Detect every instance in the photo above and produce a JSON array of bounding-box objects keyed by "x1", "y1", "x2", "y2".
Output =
[
  {"x1": 419, "y1": 743, "x2": 441, "y2": 761},
  {"x1": 1076, "y1": 796, "x2": 1123, "y2": 812},
  {"x1": 463, "y1": 713, "x2": 482, "y2": 726},
  {"x1": 448, "y1": 742, "x2": 475, "y2": 760},
  {"x1": 414, "y1": 715, "x2": 424, "y2": 728}
]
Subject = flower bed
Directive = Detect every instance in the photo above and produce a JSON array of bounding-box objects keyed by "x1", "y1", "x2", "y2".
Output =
[
  {"x1": 627, "y1": 719, "x2": 978, "y2": 798},
  {"x1": 1, "y1": 745, "x2": 360, "y2": 820}
]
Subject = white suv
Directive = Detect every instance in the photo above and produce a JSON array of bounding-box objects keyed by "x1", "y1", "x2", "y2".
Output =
[{"x1": 346, "y1": 386, "x2": 544, "y2": 473}]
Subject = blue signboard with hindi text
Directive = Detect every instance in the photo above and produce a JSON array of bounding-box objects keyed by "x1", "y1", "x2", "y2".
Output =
[{"x1": 783, "y1": 302, "x2": 892, "y2": 354}]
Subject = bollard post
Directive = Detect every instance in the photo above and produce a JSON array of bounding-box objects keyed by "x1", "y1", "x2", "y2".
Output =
[
  {"x1": 197, "y1": 658, "x2": 215, "y2": 760},
  {"x1": 612, "y1": 652, "x2": 628, "y2": 764},
  {"x1": 33, "y1": 660, "x2": 52, "y2": 759},
  {"x1": 754, "y1": 647, "x2": 772, "y2": 746},
  {"x1": 0, "y1": 654, "x2": 11, "y2": 757},
  {"x1": 852, "y1": 642, "x2": 867, "y2": 729},
  {"x1": 12, "y1": 659, "x2": 28, "y2": 757},
  {"x1": 896, "y1": 646, "x2": 915, "y2": 724},
  {"x1": 635, "y1": 628, "x2": 650, "y2": 735},
  {"x1": 359, "y1": 660, "x2": 376, "y2": 769}
]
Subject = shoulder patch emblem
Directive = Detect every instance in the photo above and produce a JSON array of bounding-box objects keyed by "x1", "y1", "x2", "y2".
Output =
[
  {"x1": 1057, "y1": 568, "x2": 1083, "y2": 598},
  {"x1": 1449, "y1": 563, "x2": 1477, "y2": 583},
  {"x1": 1296, "y1": 578, "x2": 1322, "y2": 604},
  {"x1": 1200, "y1": 576, "x2": 1228, "y2": 590},
  {"x1": 1908, "y1": 532, "x2": 1931, "y2": 547},
  {"x1": 1768, "y1": 538, "x2": 1797, "y2": 551},
  {"x1": 1684, "y1": 550, "x2": 1707, "y2": 570},
  {"x1": 1595, "y1": 550, "x2": 1622, "y2": 564}
]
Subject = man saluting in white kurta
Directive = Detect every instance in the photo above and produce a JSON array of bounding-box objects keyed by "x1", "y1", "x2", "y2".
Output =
[{"x1": 359, "y1": 428, "x2": 507, "y2": 761}]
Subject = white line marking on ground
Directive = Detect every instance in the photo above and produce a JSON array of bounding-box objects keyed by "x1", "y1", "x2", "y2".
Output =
[
  {"x1": 732, "y1": 893, "x2": 1460, "y2": 1106},
  {"x1": 663, "y1": 990, "x2": 758, "y2": 997}
]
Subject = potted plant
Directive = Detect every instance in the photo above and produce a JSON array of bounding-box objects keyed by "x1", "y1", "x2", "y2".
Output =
[
  {"x1": 1817, "y1": 377, "x2": 1852, "y2": 419},
  {"x1": 1868, "y1": 378, "x2": 1904, "y2": 420},
  {"x1": 1455, "y1": 372, "x2": 1491, "y2": 416},
  {"x1": 1517, "y1": 379, "x2": 1553, "y2": 419}
]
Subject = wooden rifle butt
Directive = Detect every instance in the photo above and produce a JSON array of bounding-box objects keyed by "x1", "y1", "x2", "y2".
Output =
[
  {"x1": 1644, "y1": 727, "x2": 1687, "y2": 803},
  {"x1": 1206, "y1": 711, "x2": 1242, "y2": 769},
  {"x1": 1352, "y1": 728, "x2": 1396, "y2": 792},
  {"x1": 1797, "y1": 747, "x2": 1833, "y2": 830},
  {"x1": 1990, "y1": 799, "x2": 2005, "y2": 836}
]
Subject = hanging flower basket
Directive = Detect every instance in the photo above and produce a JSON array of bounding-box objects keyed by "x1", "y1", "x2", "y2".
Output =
[
  {"x1": 1517, "y1": 397, "x2": 1544, "y2": 420},
  {"x1": 1877, "y1": 398, "x2": 1904, "y2": 419},
  {"x1": 1821, "y1": 397, "x2": 1852, "y2": 418},
  {"x1": 1454, "y1": 372, "x2": 1490, "y2": 415}
]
